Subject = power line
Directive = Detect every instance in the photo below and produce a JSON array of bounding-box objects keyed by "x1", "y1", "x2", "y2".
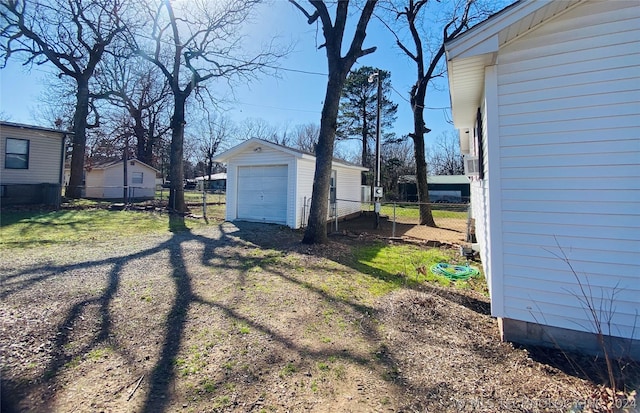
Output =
[
  {"x1": 390, "y1": 84, "x2": 450, "y2": 110},
  {"x1": 205, "y1": 51, "x2": 327, "y2": 77}
]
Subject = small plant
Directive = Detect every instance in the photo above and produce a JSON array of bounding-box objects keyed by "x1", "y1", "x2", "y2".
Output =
[
  {"x1": 64, "y1": 356, "x2": 81, "y2": 369},
  {"x1": 87, "y1": 347, "x2": 111, "y2": 360},
  {"x1": 212, "y1": 395, "x2": 231, "y2": 409},
  {"x1": 333, "y1": 364, "x2": 346, "y2": 379},
  {"x1": 279, "y1": 362, "x2": 297, "y2": 377},
  {"x1": 233, "y1": 320, "x2": 251, "y2": 334},
  {"x1": 317, "y1": 362, "x2": 330, "y2": 371},
  {"x1": 201, "y1": 378, "x2": 216, "y2": 394},
  {"x1": 546, "y1": 240, "x2": 639, "y2": 412}
]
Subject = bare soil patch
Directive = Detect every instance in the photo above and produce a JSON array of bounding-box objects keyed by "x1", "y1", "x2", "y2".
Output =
[
  {"x1": 1, "y1": 218, "x2": 636, "y2": 412},
  {"x1": 330, "y1": 212, "x2": 468, "y2": 246}
]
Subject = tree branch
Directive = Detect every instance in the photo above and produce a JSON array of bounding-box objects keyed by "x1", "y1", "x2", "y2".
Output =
[{"x1": 288, "y1": 0, "x2": 319, "y2": 24}]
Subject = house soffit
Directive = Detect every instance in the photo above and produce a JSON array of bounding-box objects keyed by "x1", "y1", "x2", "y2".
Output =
[{"x1": 446, "y1": 0, "x2": 582, "y2": 128}]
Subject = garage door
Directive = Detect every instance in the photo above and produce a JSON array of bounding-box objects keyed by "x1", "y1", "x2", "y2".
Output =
[{"x1": 237, "y1": 165, "x2": 288, "y2": 224}]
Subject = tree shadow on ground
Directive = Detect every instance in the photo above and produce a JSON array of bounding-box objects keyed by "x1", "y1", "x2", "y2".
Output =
[{"x1": 1, "y1": 219, "x2": 412, "y2": 412}]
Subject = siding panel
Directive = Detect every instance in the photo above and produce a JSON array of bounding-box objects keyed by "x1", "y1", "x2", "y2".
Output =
[
  {"x1": 1, "y1": 124, "x2": 65, "y2": 185},
  {"x1": 495, "y1": 1, "x2": 640, "y2": 338}
]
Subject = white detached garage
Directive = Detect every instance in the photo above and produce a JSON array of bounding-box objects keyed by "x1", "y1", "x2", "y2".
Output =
[{"x1": 213, "y1": 138, "x2": 367, "y2": 229}]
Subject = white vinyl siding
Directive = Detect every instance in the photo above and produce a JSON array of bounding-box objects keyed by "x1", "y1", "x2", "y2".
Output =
[
  {"x1": 85, "y1": 161, "x2": 157, "y2": 199},
  {"x1": 495, "y1": 1, "x2": 640, "y2": 339},
  {"x1": 0, "y1": 124, "x2": 64, "y2": 184},
  {"x1": 334, "y1": 164, "x2": 364, "y2": 218},
  {"x1": 85, "y1": 170, "x2": 105, "y2": 198},
  {"x1": 295, "y1": 158, "x2": 316, "y2": 228}
]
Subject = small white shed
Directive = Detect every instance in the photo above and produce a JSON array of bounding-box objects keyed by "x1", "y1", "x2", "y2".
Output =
[
  {"x1": 213, "y1": 138, "x2": 367, "y2": 229},
  {"x1": 446, "y1": 0, "x2": 640, "y2": 358},
  {"x1": 82, "y1": 159, "x2": 158, "y2": 199}
]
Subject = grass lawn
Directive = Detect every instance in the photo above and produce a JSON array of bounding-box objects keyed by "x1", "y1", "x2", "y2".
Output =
[
  {"x1": 0, "y1": 208, "x2": 483, "y2": 294},
  {"x1": 376, "y1": 203, "x2": 468, "y2": 220},
  {"x1": 0, "y1": 209, "x2": 198, "y2": 249},
  {"x1": 351, "y1": 242, "x2": 486, "y2": 295}
]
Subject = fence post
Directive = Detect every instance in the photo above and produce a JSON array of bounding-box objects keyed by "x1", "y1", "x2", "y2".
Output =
[
  {"x1": 202, "y1": 190, "x2": 208, "y2": 222},
  {"x1": 334, "y1": 201, "x2": 338, "y2": 233},
  {"x1": 392, "y1": 202, "x2": 396, "y2": 238},
  {"x1": 302, "y1": 196, "x2": 307, "y2": 228}
]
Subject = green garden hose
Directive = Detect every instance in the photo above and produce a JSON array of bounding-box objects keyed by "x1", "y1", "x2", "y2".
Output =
[{"x1": 430, "y1": 263, "x2": 480, "y2": 280}]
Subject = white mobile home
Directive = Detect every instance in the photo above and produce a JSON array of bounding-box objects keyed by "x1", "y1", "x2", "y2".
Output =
[
  {"x1": 1, "y1": 121, "x2": 69, "y2": 206},
  {"x1": 213, "y1": 138, "x2": 367, "y2": 229},
  {"x1": 445, "y1": 0, "x2": 639, "y2": 358}
]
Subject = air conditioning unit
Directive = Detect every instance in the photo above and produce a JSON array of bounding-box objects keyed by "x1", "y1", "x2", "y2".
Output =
[{"x1": 464, "y1": 155, "x2": 480, "y2": 177}]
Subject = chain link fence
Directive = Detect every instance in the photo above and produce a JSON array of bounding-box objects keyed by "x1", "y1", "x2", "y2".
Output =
[{"x1": 324, "y1": 198, "x2": 474, "y2": 244}]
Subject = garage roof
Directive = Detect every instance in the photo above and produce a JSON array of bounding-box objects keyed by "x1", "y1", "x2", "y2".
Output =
[{"x1": 213, "y1": 138, "x2": 368, "y2": 171}]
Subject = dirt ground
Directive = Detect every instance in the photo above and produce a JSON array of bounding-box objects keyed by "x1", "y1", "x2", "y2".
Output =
[
  {"x1": 1, "y1": 214, "x2": 638, "y2": 413},
  {"x1": 330, "y1": 212, "x2": 469, "y2": 246}
]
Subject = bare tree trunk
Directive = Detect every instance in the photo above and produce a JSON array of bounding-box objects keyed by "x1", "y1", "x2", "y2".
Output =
[
  {"x1": 389, "y1": 0, "x2": 476, "y2": 226},
  {"x1": 293, "y1": 0, "x2": 378, "y2": 244},
  {"x1": 411, "y1": 109, "x2": 435, "y2": 226},
  {"x1": 302, "y1": 72, "x2": 344, "y2": 244},
  {"x1": 66, "y1": 77, "x2": 90, "y2": 199},
  {"x1": 411, "y1": 80, "x2": 435, "y2": 226},
  {"x1": 168, "y1": 92, "x2": 187, "y2": 213}
]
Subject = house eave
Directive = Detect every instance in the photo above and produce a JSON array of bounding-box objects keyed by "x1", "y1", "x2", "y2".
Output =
[
  {"x1": 445, "y1": 0, "x2": 582, "y2": 129},
  {"x1": 0, "y1": 121, "x2": 73, "y2": 137},
  {"x1": 90, "y1": 159, "x2": 159, "y2": 173}
]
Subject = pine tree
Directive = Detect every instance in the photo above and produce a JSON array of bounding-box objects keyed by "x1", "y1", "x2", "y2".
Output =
[{"x1": 337, "y1": 66, "x2": 398, "y2": 169}]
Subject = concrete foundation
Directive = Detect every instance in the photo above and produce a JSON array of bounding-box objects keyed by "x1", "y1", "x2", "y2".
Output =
[{"x1": 499, "y1": 318, "x2": 640, "y2": 361}]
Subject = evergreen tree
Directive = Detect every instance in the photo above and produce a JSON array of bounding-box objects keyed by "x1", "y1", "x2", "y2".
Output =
[{"x1": 337, "y1": 66, "x2": 398, "y2": 169}]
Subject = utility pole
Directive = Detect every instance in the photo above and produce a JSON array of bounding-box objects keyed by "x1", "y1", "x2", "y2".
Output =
[{"x1": 369, "y1": 71, "x2": 383, "y2": 229}]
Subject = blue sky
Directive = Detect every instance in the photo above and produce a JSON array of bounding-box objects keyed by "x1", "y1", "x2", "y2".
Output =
[{"x1": 0, "y1": 1, "x2": 457, "y2": 152}]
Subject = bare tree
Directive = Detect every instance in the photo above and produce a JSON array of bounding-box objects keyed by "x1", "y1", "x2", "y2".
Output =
[
  {"x1": 292, "y1": 122, "x2": 320, "y2": 153},
  {"x1": 291, "y1": 0, "x2": 378, "y2": 244},
  {"x1": 428, "y1": 131, "x2": 464, "y2": 175},
  {"x1": 1, "y1": 0, "x2": 129, "y2": 198},
  {"x1": 192, "y1": 114, "x2": 234, "y2": 187},
  {"x1": 33, "y1": 75, "x2": 77, "y2": 130},
  {"x1": 381, "y1": 0, "x2": 483, "y2": 226},
  {"x1": 94, "y1": 58, "x2": 172, "y2": 166},
  {"x1": 382, "y1": 138, "x2": 415, "y2": 197},
  {"x1": 134, "y1": 0, "x2": 282, "y2": 213},
  {"x1": 240, "y1": 117, "x2": 289, "y2": 145}
]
